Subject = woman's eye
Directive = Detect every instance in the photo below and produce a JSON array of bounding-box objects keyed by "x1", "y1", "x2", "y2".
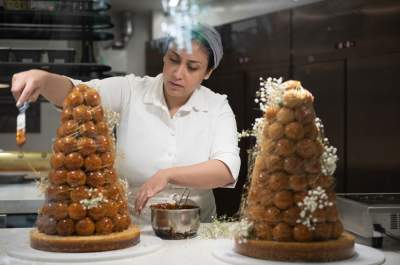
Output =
[
  {"x1": 169, "y1": 57, "x2": 179, "y2": 63},
  {"x1": 187, "y1": 65, "x2": 199, "y2": 71}
]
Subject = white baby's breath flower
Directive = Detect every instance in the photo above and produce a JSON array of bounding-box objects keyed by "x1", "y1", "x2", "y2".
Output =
[
  {"x1": 315, "y1": 117, "x2": 338, "y2": 176},
  {"x1": 198, "y1": 216, "x2": 253, "y2": 240},
  {"x1": 296, "y1": 187, "x2": 334, "y2": 229},
  {"x1": 80, "y1": 196, "x2": 106, "y2": 209}
]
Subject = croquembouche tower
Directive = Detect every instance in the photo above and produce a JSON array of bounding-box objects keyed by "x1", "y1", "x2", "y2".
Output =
[
  {"x1": 235, "y1": 78, "x2": 354, "y2": 262},
  {"x1": 30, "y1": 84, "x2": 140, "y2": 252}
]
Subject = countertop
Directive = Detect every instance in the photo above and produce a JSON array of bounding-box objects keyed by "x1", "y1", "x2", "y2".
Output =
[
  {"x1": 0, "y1": 182, "x2": 399, "y2": 264},
  {"x1": 0, "y1": 225, "x2": 399, "y2": 265}
]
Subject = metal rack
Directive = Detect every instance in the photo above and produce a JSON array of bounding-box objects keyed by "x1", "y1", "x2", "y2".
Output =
[{"x1": 0, "y1": 0, "x2": 114, "y2": 132}]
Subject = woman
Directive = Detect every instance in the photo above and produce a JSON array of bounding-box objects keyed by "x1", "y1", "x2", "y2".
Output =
[{"x1": 11, "y1": 24, "x2": 240, "y2": 224}]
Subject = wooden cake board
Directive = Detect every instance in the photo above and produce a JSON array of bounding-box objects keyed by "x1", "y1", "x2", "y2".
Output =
[
  {"x1": 30, "y1": 224, "x2": 140, "y2": 253},
  {"x1": 234, "y1": 232, "x2": 355, "y2": 262}
]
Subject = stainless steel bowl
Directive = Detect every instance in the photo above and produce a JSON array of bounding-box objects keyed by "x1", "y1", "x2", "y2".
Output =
[{"x1": 151, "y1": 203, "x2": 200, "y2": 239}]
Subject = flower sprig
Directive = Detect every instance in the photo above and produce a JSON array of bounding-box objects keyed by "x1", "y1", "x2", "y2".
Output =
[
  {"x1": 315, "y1": 117, "x2": 338, "y2": 176},
  {"x1": 296, "y1": 186, "x2": 334, "y2": 229},
  {"x1": 238, "y1": 77, "x2": 283, "y2": 141},
  {"x1": 260, "y1": 76, "x2": 284, "y2": 109},
  {"x1": 80, "y1": 190, "x2": 109, "y2": 209},
  {"x1": 199, "y1": 215, "x2": 253, "y2": 240},
  {"x1": 238, "y1": 117, "x2": 265, "y2": 141}
]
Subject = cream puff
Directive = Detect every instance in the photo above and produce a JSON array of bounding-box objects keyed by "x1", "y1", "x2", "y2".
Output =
[
  {"x1": 276, "y1": 107, "x2": 295, "y2": 124},
  {"x1": 266, "y1": 122, "x2": 284, "y2": 140},
  {"x1": 73, "y1": 105, "x2": 92, "y2": 123},
  {"x1": 296, "y1": 139, "x2": 318, "y2": 159},
  {"x1": 68, "y1": 202, "x2": 86, "y2": 220},
  {"x1": 283, "y1": 207, "x2": 301, "y2": 226},
  {"x1": 268, "y1": 172, "x2": 289, "y2": 191},
  {"x1": 84, "y1": 154, "x2": 103, "y2": 171},
  {"x1": 75, "y1": 217, "x2": 95, "y2": 236},
  {"x1": 56, "y1": 218, "x2": 75, "y2": 236},
  {"x1": 66, "y1": 170, "x2": 86, "y2": 187},
  {"x1": 254, "y1": 221, "x2": 272, "y2": 240},
  {"x1": 272, "y1": 222, "x2": 293, "y2": 241},
  {"x1": 95, "y1": 217, "x2": 114, "y2": 235},
  {"x1": 293, "y1": 224, "x2": 313, "y2": 242},
  {"x1": 289, "y1": 175, "x2": 308, "y2": 191},
  {"x1": 284, "y1": 122, "x2": 305, "y2": 140},
  {"x1": 84, "y1": 89, "x2": 101, "y2": 107},
  {"x1": 283, "y1": 156, "x2": 303, "y2": 174},
  {"x1": 275, "y1": 138, "x2": 295, "y2": 157},
  {"x1": 64, "y1": 152, "x2": 84, "y2": 170},
  {"x1": 273, "y1": 191, "x2": 294, "y2": 210}
]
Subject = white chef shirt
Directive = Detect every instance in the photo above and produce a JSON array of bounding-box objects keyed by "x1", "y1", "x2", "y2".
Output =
[{"x1": 70, "y1": 73, "x2": 240, "y2": 223}]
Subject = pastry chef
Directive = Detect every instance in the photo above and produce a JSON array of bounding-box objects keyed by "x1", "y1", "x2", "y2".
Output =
[{"x1": 11, "y1": 23, "x2": 240, "y2": 224}]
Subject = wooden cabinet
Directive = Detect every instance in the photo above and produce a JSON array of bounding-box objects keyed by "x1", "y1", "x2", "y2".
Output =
[
  {"x1": 203, "y1": 72, "x2": 246, "y2": 130},
  {"x1": 292, "y1": 0, "x2": 363, "y2": 64},
  {"x1": 231, "y1": 11, "x2": 290, "y2": 67},
  {"x1": 352, "y1": 0, "x2": 400, "y2": 58},
  {"x1": 292, "y1": 0, "x2": 400, "y2": 64},
  {"x1": 217, "y1": 10, "x2": 290, "y2": 71},
  {"x1": 346, "y1": 53, "x2": 400, "y2": 192},
  {"x1": 145, "y1": 39, "x2": 166, "y2": 77}
]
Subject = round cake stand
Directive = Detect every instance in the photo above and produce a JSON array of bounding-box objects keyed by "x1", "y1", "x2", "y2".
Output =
[
  {"x1": 6, "y1": 232, "x2": 163, "y2": 263},
  {"x1": 212, "y1": 240, "x2": 385, "y2": 265}
]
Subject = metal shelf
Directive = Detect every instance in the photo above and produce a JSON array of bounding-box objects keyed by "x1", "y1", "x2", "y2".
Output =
[
  {"x1": 2, "y1": 0, "x2": 111, "y2": 13},
  {"x1": 0, "y1": 62, "x2": 111, "y2": 77},
  {"x1": 0, "y1": 10, "x2": 112, "y2": 27},
  {"x1": 0, "y1": 28, "x2": 113, "y2": 40}
]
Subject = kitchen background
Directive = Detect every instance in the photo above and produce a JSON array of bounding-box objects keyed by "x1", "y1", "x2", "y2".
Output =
[{"x1": 0, "y1": 0, "x2": 399, "y2": 218}]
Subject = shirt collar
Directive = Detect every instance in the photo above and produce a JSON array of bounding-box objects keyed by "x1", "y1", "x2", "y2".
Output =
[
  {"x1": 143, "y1": 74, "x2": 165, "y2": 108},
  {"x1": 143, "y1": 74, "x2": 209, "y2": 112}
]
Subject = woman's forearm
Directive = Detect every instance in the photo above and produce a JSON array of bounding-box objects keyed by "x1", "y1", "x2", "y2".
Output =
[
  {"x1": 41, "y1": 72, "x2": 74, "y2": 106},
  {"x1": 134, "y1": 160, "x2": 236, "y2": 212},
  {"x1": 165, "y1": 159, "x2": 235, "y2": 189}
]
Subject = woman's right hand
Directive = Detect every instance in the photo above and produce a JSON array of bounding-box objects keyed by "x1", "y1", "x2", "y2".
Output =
[
  {"x1": 11, "y1": 69, "x2": 74, "y2": 107},
  {"x1": 11, "y1": 69, "x2": 50, "y2": 107}
]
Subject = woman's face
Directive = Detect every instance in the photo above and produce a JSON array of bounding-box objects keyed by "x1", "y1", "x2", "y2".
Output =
[{"x1": 162, "y1": 41, "x2": 212, "y2": 101}]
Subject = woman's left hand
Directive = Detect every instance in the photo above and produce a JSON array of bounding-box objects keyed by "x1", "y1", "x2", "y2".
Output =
[{"x1": 134, "y1": 169, "x2": 170, "y2": 214}]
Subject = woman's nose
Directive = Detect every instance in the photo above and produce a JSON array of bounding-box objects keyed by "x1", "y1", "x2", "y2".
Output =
[{"x1": 173, "y1": 64, "x2": 185, "y2": 79}]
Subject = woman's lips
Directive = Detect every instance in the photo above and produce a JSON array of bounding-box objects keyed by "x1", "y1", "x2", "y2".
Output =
[{"x1": 169, "y1": 81, "x2": 183, "y2": 88}]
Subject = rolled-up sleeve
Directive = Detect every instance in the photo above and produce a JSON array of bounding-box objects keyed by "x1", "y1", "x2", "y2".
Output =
[
  {"x1": 68, "y1": 75, "x2": 134, "y2": 113},
  {"x1": 210, "y1": 98, "x2": 241, "y2": 188}
]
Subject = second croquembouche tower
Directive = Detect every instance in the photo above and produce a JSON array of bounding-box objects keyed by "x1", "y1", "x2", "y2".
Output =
[{"x1": 235, "y1": 79, "x2": 354, "y2": 262}]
